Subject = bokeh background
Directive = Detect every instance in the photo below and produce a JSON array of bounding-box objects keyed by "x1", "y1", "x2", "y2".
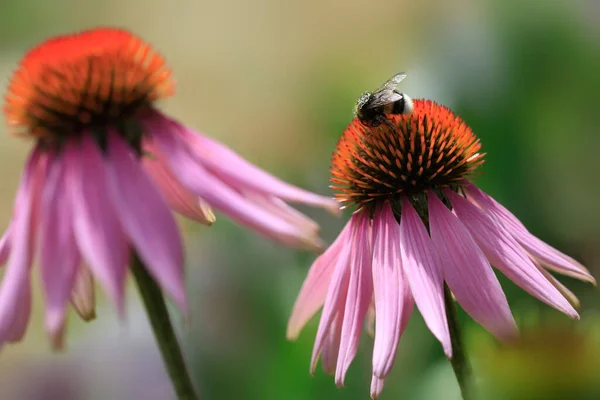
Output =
[{"x1": 0, "y1": 0, "x2": 599, "y2": 399}]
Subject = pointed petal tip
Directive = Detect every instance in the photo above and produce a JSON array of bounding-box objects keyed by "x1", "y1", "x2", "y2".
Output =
[
  {"x1": 203, "y1": 214, "x2": 217, "y2": 227},
  {"x1": 172, "y1": 291, "x2": 189, "y2": 315},
  {"x1": 73, "y1": 306, "x2": 97, "y2": 322},
  {"x1": 325, "y1": 200, "x2": 342, "y2": 217},
  {"x1": 370, "y1": 376, "x2": 385, "y2": 399},
  {"x1": 46, "y1": 313, "x2": 67, "y2": 351},
  {"x1": 86, "y1": 310, "x2": 97, "y2": 321},
  {"x1": 570, "y1": 311, "x2": 580, "y2": 320},
  {"x1": 557, "y1": 295, "x2": 580, "y2": 319},
  {"x1": 309, "y1": 359, "x2": 318, "y2": 376},
  {"x1": 301, "y1": 235, "x2": 326, "y2": 253},
  {"x1": 51, "y1": 337, "x2": 66, "y2": 352},
  {"x1": 199, "y1": 200, "x2": 217, "y2": 226},
  {"x1": 495, "y1": 324, "x2": 520, "y2": 342},
  {"x1": 443, "y1": 342, "x2": 453, "y2": 359},
  {"x1": 285, "y1": 325, "x2": 300, "y2": 341}
]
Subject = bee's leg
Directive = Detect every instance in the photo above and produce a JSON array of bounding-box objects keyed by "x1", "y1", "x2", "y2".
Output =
[{"x1": 380, "y1": 117, "x2": 396, "y2": 132}]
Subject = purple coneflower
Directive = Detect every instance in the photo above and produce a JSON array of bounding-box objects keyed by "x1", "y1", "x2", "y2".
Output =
[
  {"x1": 0, "y1": 28, "x2": 338, "y2": 348},
  {"x1": 287, "y1": 99, "x2": 595, "y2": 398}
]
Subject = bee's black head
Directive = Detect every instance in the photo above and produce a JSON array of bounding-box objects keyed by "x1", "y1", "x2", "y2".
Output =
[{"x1": 354, "y1": 92, "x2": 372, "y2": 117}]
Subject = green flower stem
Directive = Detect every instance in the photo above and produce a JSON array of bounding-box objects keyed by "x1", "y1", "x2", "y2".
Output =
[
  {"x1": 132, "y1": 255, "x2": 199, "y2": 400},
  {"x1": 444, "y1": 284, "x2": 473, "y2": 400}
]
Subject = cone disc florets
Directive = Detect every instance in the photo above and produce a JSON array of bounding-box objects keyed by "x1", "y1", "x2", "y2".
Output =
[
  {"x1": 3, "y1": 28, "x2": 174, "y2": 142},
  {"x1": 331, "y1": 99, "x2": 484, "y2": 210}
]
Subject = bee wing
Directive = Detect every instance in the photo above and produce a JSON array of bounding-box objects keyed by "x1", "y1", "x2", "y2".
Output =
[
  {"x1": 364, "y1": 90, "x2": 403, "y2": 109},
  {"x1": 379, "y1": 72, "x2": 407, "y2": 91}
]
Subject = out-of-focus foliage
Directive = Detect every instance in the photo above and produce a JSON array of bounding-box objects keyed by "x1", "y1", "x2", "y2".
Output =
[{"x1": 0, "y1": 0, "x2": 598, "y2": 399}]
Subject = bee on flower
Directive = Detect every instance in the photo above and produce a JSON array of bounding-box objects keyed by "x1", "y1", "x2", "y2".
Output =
[{"x1": 287, "y1": 77, "x2": 595, "y2": 398}]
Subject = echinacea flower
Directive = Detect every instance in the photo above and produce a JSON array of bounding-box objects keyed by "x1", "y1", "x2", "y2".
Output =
[
  {"x1": 0, "y1": 28, "x2": 338, "y2": 348},
  {"x1": 287, "y1": 99, "x2": 596, "y2": 398}
]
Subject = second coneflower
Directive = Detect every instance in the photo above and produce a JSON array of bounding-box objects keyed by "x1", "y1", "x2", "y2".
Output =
[
  {"x1": 0, "y1": 28, "x2": 338, "y2": 349},
  {"x1": 287, "y1": 99, "x2": 596, "y2": 398}
]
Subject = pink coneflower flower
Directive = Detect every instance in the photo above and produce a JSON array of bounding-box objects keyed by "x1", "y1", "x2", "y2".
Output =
[
  {"x1": 0, "y1": 28, "x2": 338, "y2": 348},
  {"x1": 287, "y1": 99, "x2": 595, "y2": 398}
]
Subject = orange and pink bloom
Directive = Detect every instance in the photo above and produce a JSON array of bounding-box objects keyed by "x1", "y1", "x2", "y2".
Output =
[
  {"x1": 287, "y1": 100, "x2": 595, "y2": 398},
  {"x1": 0, "y1": 28, "x2": 337, "y2": 348}
]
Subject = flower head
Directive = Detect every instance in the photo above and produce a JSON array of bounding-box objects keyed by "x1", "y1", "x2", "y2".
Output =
[
  {"x1": 288, "y1": 99, "x2": 595, "y2": 398},
  {"x1": 0, "y1": 27, "x2": 338, "y2": 348}
]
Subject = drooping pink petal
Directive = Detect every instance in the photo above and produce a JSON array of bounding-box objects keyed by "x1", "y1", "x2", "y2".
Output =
[
  {"x1": 336, "y1": 213, "x2": 373, "y2": 387},
  {"x1": 104, "y1": 134, "x2": 186, "y2": 310},
  {"x1": 428, "y1": 192, "x2": 517, "y2": 340},
  {"x1": 371, "y1": 203, "x2": 409, "y2": 377},
  {"x1": 39, "y1": 154, "x2": 80, "y2": 346},
  {"x1": 145, "y1": 113, "x2": 340, "y2": 215},
  {"x1": 4, "y1": 285, "x2": 31, "y2": 343},
  {"x1": 310, "y1": 221, "x2": 354, "y2": 374},
  {"x1": 398, "y1": 278, "x2": 415, "y2": 339},
  {"x1": 142, "y1": 142, "x2": 216, "y2": 225},
  {"x1": 321, "y1": 314, "x2": 342, "y2": 375},
  {"x1": 399, "y1": 198, "x2": 451, "y2": 357},
  {"x1": 370, "y1": 376, "x2": 386, "y2": 400},
  {"x1": 0, "y1": 149, "x2": 44, "y2": 342},
  {"x1": 71, "y1": 265, "x2": 96, "y2": 321},
  {"x1": 68, "y1": 136, "x2": 129, "y2": 314},
  {"x1": 246, "y1": 194, "x2": 321, "y2": 236},
  {"x1": 0, "y1": 225, "x2": 12, "y2": 266},
  {"x1": 150, "y1": 121, "x2": 323, "y2": 250},
  {"x1": 536, "y1": 264, "x2": 581, "y2": 310},
  {"x1": 371, "y1": 264, "x2": 414, "y2": 396},
  {"x1": 447, "y1": 190, "x2": 578, "y2": 319},
  {"x1": 287, "y1": 220, "x2": 353, "y2": 340},
  {"x1": 465, "y1": 183, "x2": 595, "y2": 284}
]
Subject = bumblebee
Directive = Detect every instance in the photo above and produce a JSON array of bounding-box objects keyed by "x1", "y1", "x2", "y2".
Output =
[{"x1": 354, "y1": 72, "x2": 414, "y2": 128}]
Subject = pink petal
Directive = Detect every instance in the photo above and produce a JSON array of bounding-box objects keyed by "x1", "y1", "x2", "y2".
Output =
[
  {"x1": 536, "y1": 265, "x2": 581, "y2": 310},
  {"x1": 370, "y1": 376, "x2": 386, "y2": 400},
  {"x1": 146, "y1": 113, "x2": 340, "y2": 215},
  {"x1": 399, "y1": 198, "x2": 451, "y2": 357},
  {"x1": 321, "y1": 314, "x2": 342, "y2": 375},
  {"x1": 365, "y1": 298, "x2": 376, "y2": 338},
  {"x1": 465, "y1": 184, "x2": 595, "y2": 284},
  {"x1": 39, "y1": 154, "x2": 80, "y2": 347},
  {"x1": 0, "y1": 149, "x2": 43, "y2": 342},
  {"x1": 4, "y1": 285, "x2": 31, "y2": 343},
  {"x1": 0, "y1": 225, "x2": 11, "y2": 266},
  {"x1": 287, "y1": 220, "x2": 353, "y2": 340},
  {"x1": 428, "y1": 192, "x2": 517, "y2": 340},
  {"x1": 246, "y1": 194, "x2": 320, "y2": 235},
  {"x1": 142, "y1": 142, "x2": 216, "y2": 225},
  {"x1": 150, "y1": 120, "x2": 323, "y2": 250},
  {"x1": 104, "y1": 134, "x2": 186, "y2": 310},
  {"x1": 371, "y1": 203, "x2": 410, "y2": 377},
  {"x1": 335, "y1": 213, "x2": 373, "y2": 387},
  {"x1": 68, "y1": 136, "x2": 128, "y2": 313},
  {"x1": 71, "y1": 265, "x2": 96, "y2": 321},
  {"x1": 310, "y1": 222, "x2": 354, "y2": 374},
  {"x1": 447, "y1": 190, "x2": 578, "y2": 319}
]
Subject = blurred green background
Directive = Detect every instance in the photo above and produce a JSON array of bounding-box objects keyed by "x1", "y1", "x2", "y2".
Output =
[{"x1": 0, "y1": 0, "x2": 599, "y2": 399}]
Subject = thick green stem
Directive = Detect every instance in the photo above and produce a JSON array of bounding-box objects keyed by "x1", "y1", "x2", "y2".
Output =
[
  {"x1": 132, "y1": 255, "x2": 199, "y2": 400},
  {"x1": 444, "y1": 284, "x2": 473, "y2": 400}
]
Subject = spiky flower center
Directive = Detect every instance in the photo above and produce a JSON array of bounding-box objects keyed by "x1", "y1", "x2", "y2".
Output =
[
  {"x1": 3, "y1": 28, "x2": 173, "y2": 143},
  {"x1": 331, "y1": 99, "x2": 484, "y2": 209}
]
